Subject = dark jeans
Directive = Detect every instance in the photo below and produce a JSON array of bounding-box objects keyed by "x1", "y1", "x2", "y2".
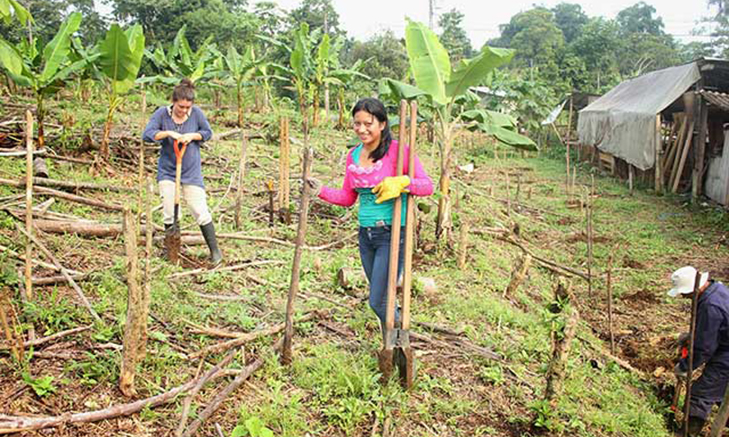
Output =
[
  {"x1": 690, "y1": 360, "x2": 729, "y2": 420},
  {"x1": 358, "y1": 225, "x2": 404, "y2": 332}
]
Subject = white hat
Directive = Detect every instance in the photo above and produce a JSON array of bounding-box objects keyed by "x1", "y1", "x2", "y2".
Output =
[{"x1": 668, "y1": 266, "x2": 709, "y2": 297}]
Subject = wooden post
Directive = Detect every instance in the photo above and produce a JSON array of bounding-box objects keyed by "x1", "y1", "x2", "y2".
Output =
[
  {"x1": 692, "y1": 93, "x2": 707, "y2": 199},
  {"x1": 282, "y1": 147, "x2": 313, "y2": 365},
  {"x1": 544, "y1": 279, "x2": 578, "y2": 407},
  {"x1": 267, "y1": 180, "x2": 275, "y2": 227},
  {"x1": 655, "y1": 114, "x2": 663, "y2": 194},
  {"x1": 566, "y1": 94, "x2": 574, "y2": 143},
  {"x1": 505, "y1": 251, "x2": 532, "y2": 298},
  {"x1": 505, "y1": 173, "x2": 511, "y2": 217},
  {"x1": 24, "y1": 110, "x2": 33, "y2": 300},
  {"x1": 628, "y1": 165, "x2": 634, "y2": 195},
  {"x1": 120, "y1": 207, "x2": 144, "y2": 397},
  {"x1": 606, "y1": 252, "x2": 615, "y2": 355},
  {"x1": 0, "y1": 290, "x2": 23, "y2": 363},
  {"x1": 235, "y1": 131, "x2": 248, "y2": 230},
  {"x1": 672, "y1": 120, "x2": 695, "y2": 194},
  {"x1": 278, "y1": 117, "x2": 290, "y2": 214},
  {"x1": 586, "y1": 190, "x2": 593, "y2": 295},
  {"x1": 457, "y1": 222, "x2": 469, "y2": 270},
  {"x1": 141, "y1": 177, "x2": 152, "y2": 359},
  {"x1": 683, "y1": 271, "x2": 702, "y2": 437},
  {"x1": 565, "y1": 142, "x2": 571, "y2": 195},
  {"x1": 709, "y1": 385, "x2": 729, "y2": 436}
]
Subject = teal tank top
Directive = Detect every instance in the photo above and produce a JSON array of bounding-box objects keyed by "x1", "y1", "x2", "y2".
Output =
[{"x1": 353, "y1": 144, "x2": 407, "y2": 227}]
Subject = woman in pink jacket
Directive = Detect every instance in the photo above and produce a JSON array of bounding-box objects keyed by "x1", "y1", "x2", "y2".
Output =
[{"x1": 308, "y1": 98, "x2": 433, "y2": 334}]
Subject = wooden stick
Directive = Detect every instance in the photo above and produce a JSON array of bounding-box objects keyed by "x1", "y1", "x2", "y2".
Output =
[
  {"x1": 120, "y1": 208, "x2": 144, "y2": 397},
  {"x1": 505, "y1": 173, "x2": 511, "y2": 217},
  {"x1": 32, "y1": 185, "x2": 123, "y2": 211},
  {"x1": 167, "y1": 259, "x2": 284, "y2": 280},
  {"x1": 544, "y1": 280, "x2": 578, "y2": 405},
  {"x1": 24, "y1": 219, "x2": 149, "y2": 237},
  {"x1": 606, "y1": 252, "x2": 615, "y2": 355},
  {"x1": 655, "y1": 114, "x2": 663, "y2": 194},
  {"x1": 0, "y1": 345, "x2": 236, "y2": 434},
  {"x1": 282, "y1": 147, "x2": 314, "y2": 365},
  {"x1": 499, "y1": 236, "x2": 589, "y2": 281},
  {"x1": 0, "y1": 244, "x2": 81, "y2": 275},
  {"x1": 176, "y1": 349, "x2": 237, "y2": 437},
  {"x1": 709, "y1": 385, "x2": 729, "y2": 437},
  {"x1": 14, "y1": 223, "x2": 101, "y2": 322},
  {"x1": 672, "y1": 120, "x2": 695, "y2": 193},
  {"x1": 0, "y1": 325, "x2": 92, "y2": 351},
  {"x1": 180, "y1": 338, "x2": 284, "y2": 437},
  {"x1": 457, "y1": 221, "x2": 469, "y2": 270},
  {"x1": 684, "y1": 271, "x2": 702, "y2": 437},
  {"x1": 193, "y1": 310, "x2": 322, "y2": 359},
  {"x1": 24, "y1": 110, "x2": 33, "y2": 300},
  {"x1": 234, "y1": 131, "x2": 247, "y2": 230},
  {"x1": 664, "y1": 115, "x2": 686, "y2": 183},
  {"x1": 0, "y1": 292, "x2": 23, "y2": 362},
  {"x1": 0, "y1": 177, "x2": 132, "y2": 193},
  {"x1": 402, "y1": 100, "x2": 417, "y2": 332},
  {"x1": 586, "y1": 189, "x2": 594, "y2": 295},
  {"x1": 505, "y1": 251, "x2": 532, "y2": 298}
]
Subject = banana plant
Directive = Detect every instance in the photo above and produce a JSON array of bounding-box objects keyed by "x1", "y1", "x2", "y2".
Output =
[
  {"x1": 141, "y1": 25, "x2": 213, "y2": 86},
  {"x1": 216, "y1": 45, "x2": 259, "y2": 127},
  {"x1": 0, "y1": 12, "x2": 88, "y2": 149},
  {"x1": 98, "y1": 23, "x2": 145, "y2": 161},
  {"x1": 330, "y1": 59, "x2": 369, "y2": 129},
  {"x1": 383, "y1": 19, "x2": 534, "y2": 240}
]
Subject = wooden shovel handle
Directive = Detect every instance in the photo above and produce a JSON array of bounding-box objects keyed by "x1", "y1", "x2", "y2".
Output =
[
  {"x1": 384, "y1": 101, "x2": 407, "y2": 332},
  {"x1": 173, "y1": 140, "x2": 188, "y2": 206},
  {"x1": 401, "y1": 101, "x2": 417, "y2": 331}
]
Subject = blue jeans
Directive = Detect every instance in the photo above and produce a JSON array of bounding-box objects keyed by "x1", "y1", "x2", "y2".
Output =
[{"x1": 358, "y1": 225, "x2": 405, "y2": 330}]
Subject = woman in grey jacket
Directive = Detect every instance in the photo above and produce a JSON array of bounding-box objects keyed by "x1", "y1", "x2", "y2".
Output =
[{"x1": 142, "y1": 78, "x2": 222, "y2": 265}]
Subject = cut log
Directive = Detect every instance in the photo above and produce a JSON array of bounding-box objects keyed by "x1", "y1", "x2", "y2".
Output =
[
  {"x1": 0, "y1": 176, "x2": 132, "y2": 192},
  {"x1": 544, "y1": 279, "x2": 578, "y2": 405},
  {"x1": 33, "y1": 157, "x2": 48, "y2": 178},
  {"x1": 30, "y1": 219, "x2": 149, "y2": 237}
]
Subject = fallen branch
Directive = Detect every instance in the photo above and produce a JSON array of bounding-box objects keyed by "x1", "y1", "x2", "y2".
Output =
[
  {"x1": 0, "y1": 176, "x2": 131, "y2": 193},
  {"x1": 0, "y1": 244, "x2": 82, "y2": 275},
  {"x1": 24, "y1": 219, "x2": 149, "y2": 237},
  {"x1": 499, "y1": 236, "x2": 589, "y2": 281},
  {"x1": 409, "y1": 331, "x2": 501, "y2": 361},
  {"x1": 0, "y1": 325, "x2": 91, "y2": 351},
  {"x1": 0, "y1": 148, "x2": 46, "y2": 157},
  {"x1": 32, "y1": 272, "x2": 89, "y2": 285},
  {"x1": 412, "y1": 321, "x2": 464, "y2": 337},
  {"x1": 175, "y1": 231, "x2": 356, "y2": 251},
  {"x1": 15, "y1": 223, "x2": 101, "y2": 322},
  {"x1": 0, "y1": 343, "x2": 236, "y2": 434},
  {"x1": 191, "y1": 292, "x2": 253, "y2": 302},
  {"x1": 189, "y1": 311, "x2": 323, "y2": 359},
  {"x1": 168, "y1": 259, "x2": 284, "y2": 280},
  {"x1": 180, "y1": 338, "x2": 284, "y2": 437}
]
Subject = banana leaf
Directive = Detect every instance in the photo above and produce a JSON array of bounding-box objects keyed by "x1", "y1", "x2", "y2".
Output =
[
  {"x1": 114, "y1": 24, "x2": 145, "y2": 94},
  {"x1": 445, "y1": 46, "x2": 513, "y2": 100},
  {"x1": 0, "y1": 38, "x2": 22, "y2": 76},
  {"x1": 479, "y1": 123, "x2": 537, "y2": 151},
  {"x1": 99, "y1": 24, "x2": 133, "y2": 83},
  {"x1": 39, "y1": 12, "x2": 81, "y2": 84},
  {"x1": 404, "y1": 19, "x2": 450, "y2": 106}
]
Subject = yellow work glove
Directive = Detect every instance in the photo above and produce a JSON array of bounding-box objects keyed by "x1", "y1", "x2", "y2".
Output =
[{"x1": 372, "y1": 176, "x2": 410, "y2": 204}]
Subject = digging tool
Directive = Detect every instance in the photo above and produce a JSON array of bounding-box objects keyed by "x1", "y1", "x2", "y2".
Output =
[
  {"x1": 683, "y1": 271, "x2": 702, "y2": 437},
  {"x1": 379, "y1": 100, "x2": 417, "y2": 388},
  {"x1": 669, "y1": 346, "x2": 688, "y2": 429},
  {"x1": 165, "y1": 139, "x2": 187, "y2": 264}
]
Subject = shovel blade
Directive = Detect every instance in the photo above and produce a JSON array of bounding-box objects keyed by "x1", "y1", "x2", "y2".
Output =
[
  {"x1": 165, "y1": 224, "x2": 181, "y2": 264},
  {"x1": 379, "y1": 348, "x2": 394, "y2": 381},
  {"x1": 396, "y1": 346, "x2": 415, "y2": 389}
]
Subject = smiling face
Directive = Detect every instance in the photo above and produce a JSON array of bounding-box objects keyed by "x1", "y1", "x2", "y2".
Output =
[
  {"x1": 352, "y1": 110, "x2": 386, "y2": 150},
  {"x1": 172, "y1": 99, "x2": 193, "y2": 120}
]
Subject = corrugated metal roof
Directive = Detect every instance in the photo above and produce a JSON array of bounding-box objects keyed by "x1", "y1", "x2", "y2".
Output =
[{"x1": 701, "y1": 90, "x2": 729, "y2": 111}]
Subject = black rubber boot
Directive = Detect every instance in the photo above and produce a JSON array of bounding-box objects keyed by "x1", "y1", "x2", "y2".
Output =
[{"x1": 200, "y1": 222, "x2": 223, "y2": 266}]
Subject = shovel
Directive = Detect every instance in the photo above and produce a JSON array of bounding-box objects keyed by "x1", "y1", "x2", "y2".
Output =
[
  {"x1": 164, "y1": 139, "x2": 187, "y2": 264},
  {"x1": 379, "y1": 100, "x2": 417, "y2": 388}
]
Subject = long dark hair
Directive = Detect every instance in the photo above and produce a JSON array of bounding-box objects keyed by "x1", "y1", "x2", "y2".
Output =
[
  {"x1": 172, "y1": 78, "x2": 195, "y2": 102},
  {"x1": 351, "y1": 98, "x2": 392, "y2": 162}
]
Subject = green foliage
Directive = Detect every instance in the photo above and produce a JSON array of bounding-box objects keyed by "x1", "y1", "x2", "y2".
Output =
[
  {"x1": 438, "y1": 8, "x2": 472, "y2": 62},
  {"x1": 347, "y1": 30, "x2": 408, "y2": 81},
  {"x1": 67, "y1": 351, "x2": 119, "y2": 385},
  {"x1": 99, "y1": 23, "x2": 145, "y2": 95},
  {"x1": 231, "y1": 417, "x2": 275, "y2": 437},
  {"x1": 22, "y1": 372, "x2": 57, "y2": 397}
]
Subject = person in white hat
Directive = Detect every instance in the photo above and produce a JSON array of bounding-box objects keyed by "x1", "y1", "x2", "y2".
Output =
[{"x1": 668, "y1": 266, "x2": 729, "y2": 436}]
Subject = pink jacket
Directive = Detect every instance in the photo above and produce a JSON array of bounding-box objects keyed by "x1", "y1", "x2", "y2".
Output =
[{"x1": 319, "y1": 140, "x2": 434, "y2": 206}]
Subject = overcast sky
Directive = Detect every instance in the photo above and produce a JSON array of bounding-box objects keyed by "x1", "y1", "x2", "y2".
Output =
[{"x1": 265, "y1": 0, "x2": 716, "y2": 46}]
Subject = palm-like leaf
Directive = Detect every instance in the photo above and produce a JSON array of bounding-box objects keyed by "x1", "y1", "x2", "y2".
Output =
[
  {"x1": 0, "y1": 38, "x2": 22, "y2": 76},
  {"x1": 445, "y1": 47, "x2": 514, "y2": 101},
  {"x1": 39, "y1": 12, "x2": 81, "y2": 84},
  {"x1": 99, "y1": 24, "x2": 133, "y2": 83},
  {"x1": 405, "y1": 19, "x2": 450, "y2": 106}
]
